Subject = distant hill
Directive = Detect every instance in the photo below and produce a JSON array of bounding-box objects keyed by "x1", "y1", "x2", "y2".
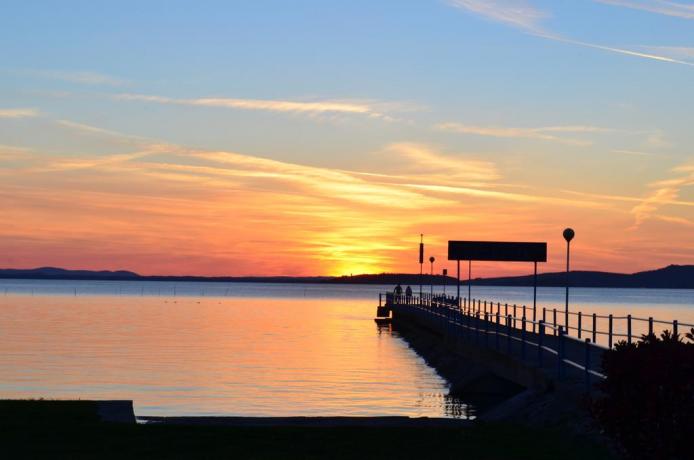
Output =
[
  {"x1": 468, "y1": 264, "x2": 694, "y2": 289},
  {"x1": 0, "y1": 267, "x2": 331, "y2": 283},
  {"x1": 0, "y1": 265, "x2": 692, "y2": 289}
]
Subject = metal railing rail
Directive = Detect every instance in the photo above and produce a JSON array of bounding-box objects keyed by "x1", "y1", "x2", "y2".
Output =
[{"x1": 379, "y1": 292, "x2": 693, "y2": 349}]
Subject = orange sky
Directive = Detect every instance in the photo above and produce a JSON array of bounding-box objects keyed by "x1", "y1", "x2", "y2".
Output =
[
  {"x1": 1, "y1": 130, "x2": 691, "y2": 277},
  {"x1": 1, "y1": 2, "x2": 693, "y2": 277}
]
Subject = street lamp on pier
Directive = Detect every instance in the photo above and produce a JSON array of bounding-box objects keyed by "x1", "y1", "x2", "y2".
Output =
[
  {"x1": 563, "y1": 228, "x2": 575, "y2": 331},
  {"x1": 429, "y1": 256, "x2": 435, "y2": 297}
]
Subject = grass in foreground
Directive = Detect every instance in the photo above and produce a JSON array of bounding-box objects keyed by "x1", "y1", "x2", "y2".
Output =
[{"x1": 1, "y1": 401, "x2": 615, "y2": 459}]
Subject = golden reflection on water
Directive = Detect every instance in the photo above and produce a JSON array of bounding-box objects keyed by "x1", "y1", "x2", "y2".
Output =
[{"x1": 0, "y1": 295, "x2": 472, "y2": 418}]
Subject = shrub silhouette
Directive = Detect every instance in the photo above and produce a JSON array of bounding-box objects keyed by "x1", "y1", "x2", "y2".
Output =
[{"x1": 593, "y1": 329, "x2": 694, "y2": 459}]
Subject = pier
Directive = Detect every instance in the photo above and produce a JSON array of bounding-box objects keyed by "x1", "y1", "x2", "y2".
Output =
[{"x1": 377, "y1": 290, "x2": 694, "y2": 413}]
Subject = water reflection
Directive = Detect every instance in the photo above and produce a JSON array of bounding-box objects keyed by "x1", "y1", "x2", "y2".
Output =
[{"x1": 0, "y1": 292, "x2": 465, "y2": 418}]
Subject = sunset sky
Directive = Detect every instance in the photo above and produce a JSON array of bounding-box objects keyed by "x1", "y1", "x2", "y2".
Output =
[{"x1": 1, "y1": 0, "x2": 693, "y2": 277}]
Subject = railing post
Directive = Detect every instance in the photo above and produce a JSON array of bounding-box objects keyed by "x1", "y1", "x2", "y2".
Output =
[
  {"x1": 538, "y1": 320, "x2": 545, "y2": 367},
  {"x1": 673, "y1": 320, "x2": 678, "y2": 337},
  {"x1": 522, "y1": 305, "x2": 526, "y2": 326},
  {"x1": 592, "y1": 313, "x2": 597, "y2": 344},
  {"x1": 648, "y1": 317, "x2": 653, "y2": 336},
  {"x1": 557, "y1": 326, "x2": 565, "y2": 380},
  {"x1": 505, "y1": 303, "x2": 508, "y2": 317},
  {"x1": 506, "y1": 314, "x2": 512, "y2": 355},
  {"x1": 542, "y1": 307, "x2": 546, "y2": 324},
  {"x1": 475, "y1": 311, "x2": 479, "y2": 344},
  {"x1": 513, "y1": 304, "x2": 517, "y2": 329},
  {"x1": 627, "y1": 314, "x2": 632, "y2": 344},
  {"x1": 532, "y1": 304, "x2": 537, "y2": 333},
  {"x1": 577, "y1": 311, "x2": 582, "y2": 339},
  {"x1": 584, "y1": 338, "x2": 591, "y2": 392},
  {"x1": 484, "y1": 312, "x2": 489, "y2": 348},
  {"x1": 467, "y1": 307, "x2": 471, "y2": 340},
  {"x1": 495, "y1": 311, "x2": 500, "y2": 350},
  {"x1": 521, "y1": 316, "x2": 526, "y2": 360},
  {"x1": 608, "y1": 314, "x2": 613, "y2": 349},
  {"x1": 484, "y1": 300, "x2": 487, "y2": 316},
  {"x1": 379, "y1": 293, "x2": 382, "y2": 307},
  {"x1": 553, "y1": 308, "x2": 557, "y2": 336}
]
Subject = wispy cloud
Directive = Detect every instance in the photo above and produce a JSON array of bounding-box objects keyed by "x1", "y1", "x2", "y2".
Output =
[
  {"x1": 645, "y1": 130, "x2": 672, "y2": 148},
  {"x1": 115, "y1": 93, "x2": 401, "y2": 121},
  {"x1": 21, "y1": 69, "x2": 128, "y2": 86},
  {"x1": 630, "y1": 162, "x2": 694, "y2": 228},
  {"x1": 436, "y1": 122, "x2": 613, "y2": 145},
  {"x1": 595, "y1": 1, "x2": 694, "y2": 19},
  {"x1": 5, "y1": 116, "x2": 692, "y2": 274},
  {"x1": 0, "y1": 108, "x2": 40, "y2": 118},
  {"x1": 0, "y1": 144, "x2": 32, "y2": 160},
  {"x1": 541, "y1": 34, "x2": 694, "y2": 66},
  {"x1": 57, "y1": 119, "x2": 145, "y2": 140},
  {"x1": 447, "y1": 0, "x2": 694, "y2": 66},
  {"x1": 641, "y1": 46, "x2": 694, "y2": 60},
  {"x1": 446, "y1": 0, "x2": 547, "y2": 33},
  {"x1": 612, "y1": 149, "x2": 655, "y2": 156}
]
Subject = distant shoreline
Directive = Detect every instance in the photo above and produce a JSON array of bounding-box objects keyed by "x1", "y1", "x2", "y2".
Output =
[{"x1": 1, "y1": 264, "x2": 693, "y2": 289}]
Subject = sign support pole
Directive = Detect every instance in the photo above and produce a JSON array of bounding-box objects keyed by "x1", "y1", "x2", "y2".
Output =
[
  {"x1": 467, "y1": 260, "x2": 471, "y2": 305},
  {"x1": 533, "y1": 261, "x2": 538, "y2": 313},
  {"x1": 456, "y1": 260, "x2": 460, "y2": 305}
]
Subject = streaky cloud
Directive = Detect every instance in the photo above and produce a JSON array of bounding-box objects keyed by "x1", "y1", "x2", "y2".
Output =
[
  {"x1": 630, "y1": 161, "x2": 694, "y2": 228},
  {"x1": 537, "y1": 34, "x2": 694, "y2": 67},
  {"x1": 435, "y1": 122, "x2": 610, "y2": 145},
  {"x1": 115, "y1": 93, "x2": 400, "y2": 121},
  {"x1": 0, "y1": 108, "x2": 40, "y2": 118},
  {"x1": 20, "y1": 69, "x2": 128, "y2": 86},
  {"x1": 612, "y1": 149, "x2": 655, "y2": 156},
  {"x1": 595, "y1": 0, "x2": 694, "y2": 19},
  {"x1": 446, "y1": 0, "x2": 548, "y2": 33},
  {"x1": 641, "y1": 46, "x2": 694, "y2": 60},
  {"x1": 447, "y1": 1, "x2": 694, "y2": 66}
]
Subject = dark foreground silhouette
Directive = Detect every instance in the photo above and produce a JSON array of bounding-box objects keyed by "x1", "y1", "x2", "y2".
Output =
[
  {"x1": 0, "y1": 400, "x2": 614, "y2": 459},
  {"x1": 593, "y1": 329, "x2": 694, "y2": 460}
]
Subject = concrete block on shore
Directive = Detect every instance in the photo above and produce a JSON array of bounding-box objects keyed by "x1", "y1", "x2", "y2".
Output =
[{"x1": 96, "y1": 400, "x2": 136, "y2": 424}]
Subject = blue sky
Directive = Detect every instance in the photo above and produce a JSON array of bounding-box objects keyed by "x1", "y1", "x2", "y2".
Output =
[{"x1": 0, "y1": 1, "x2": 692, "y2": 275}]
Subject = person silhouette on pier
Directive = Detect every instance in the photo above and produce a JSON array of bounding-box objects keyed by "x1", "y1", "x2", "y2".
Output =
[
  {"x1": 405, "y1": 285, "x2": 412, "y2": 301},
  {"x1": 394, "y1": 284, "x2": 403, "y2": 297}
]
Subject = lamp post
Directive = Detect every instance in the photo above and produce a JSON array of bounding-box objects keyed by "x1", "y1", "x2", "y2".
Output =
[
  {"x1": 419, "y1": 234, "x2": 424, "y2": 298},
  {"x1": 563, "y1": 228, "x2": 575, "y2": 331},
  {"x1": 429, "y1": 256, "x2": 435, "y2": 297}
]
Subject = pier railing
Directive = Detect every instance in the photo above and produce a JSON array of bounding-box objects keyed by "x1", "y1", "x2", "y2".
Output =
[
  {"x1": 379, "y1": 292, "x2": 692, "y2": 349},
  {"x1": 379, "y1": 292, "x2": 694, "y2": 387}
]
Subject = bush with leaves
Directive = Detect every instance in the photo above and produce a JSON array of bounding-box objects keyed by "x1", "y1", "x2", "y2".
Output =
[{"x1": 593, "y1": 328, "x2": 694, "y2": 460}]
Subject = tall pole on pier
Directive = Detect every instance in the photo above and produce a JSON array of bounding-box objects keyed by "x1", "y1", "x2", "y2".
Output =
[
  {"x1": 563, "y1": 228, "x2": 575, "y2": 331},
  {"x1": 429, "y1": 256, "x2": 435, "y2": 297},
  {"x1": 468, "y1": 260, "x2": 472, "y2": 305},
  {"x1": 419, "y1": 234, "x2": 424, "y2": 298},
  {"x1": 456, "y1": 260, "x2": 460, "y2": 304}
]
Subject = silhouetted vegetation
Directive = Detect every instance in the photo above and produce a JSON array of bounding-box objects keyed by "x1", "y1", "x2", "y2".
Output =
[{"x1": 593, "y1": 329, "x2": 694, "y2": 460}]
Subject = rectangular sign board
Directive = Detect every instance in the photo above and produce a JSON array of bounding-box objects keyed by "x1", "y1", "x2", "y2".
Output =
[{"x1": 448, "y1": 241, "x2": 547, "y2": 262}]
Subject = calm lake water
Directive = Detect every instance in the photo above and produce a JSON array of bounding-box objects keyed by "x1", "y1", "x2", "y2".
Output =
[{"x1": 0, "y1": 279, "x2": 692, "y2": 418}]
